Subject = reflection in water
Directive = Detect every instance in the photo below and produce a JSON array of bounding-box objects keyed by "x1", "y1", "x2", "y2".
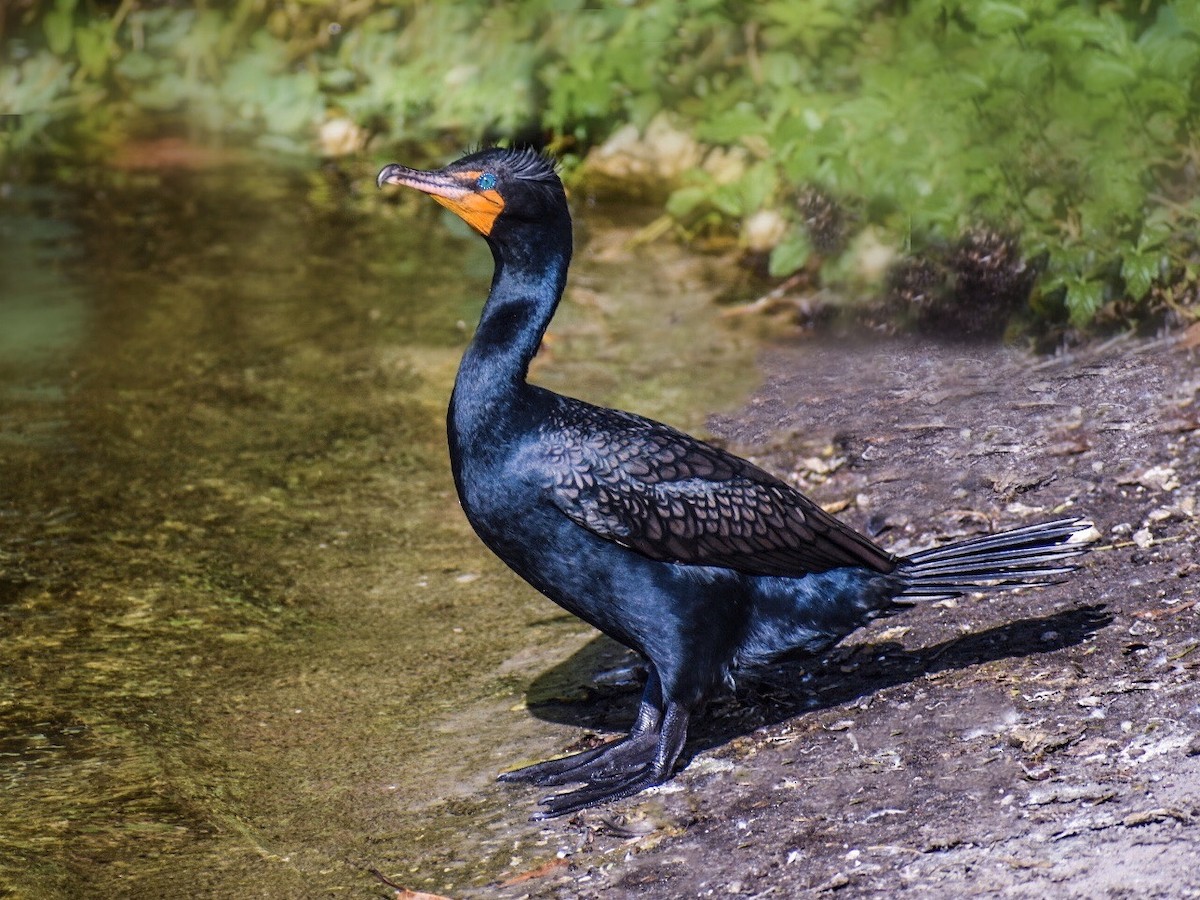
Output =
[
  {"x1": 0, "y1": 163, "x2": 757, "y2": 896},
  {"x1": 0, "y1": 189, "x2": 86, "y2": 464}
]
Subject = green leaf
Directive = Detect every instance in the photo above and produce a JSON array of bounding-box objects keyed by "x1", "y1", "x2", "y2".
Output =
[
  {"x1": 665, "y1": 186, "x2": 711, "y2": 219},
  {"x1": 1138, "y1": 221, "x2": 1173, "y2": 255},
  {"x1": 132, "y1": 71, "x2": 190, "y2": 111},
  {"x1": 1065, "y1": 278, "x2": 1105, "y2": 327},
  {"x1": 115, "y1": 50, "x2": 158, "y2": 81},
  {"x1": 768, "y1": 229, "x2": 811, "y2": 277},
  {"x1": 43, "y1": 2, "x2": 75, "y2": 56},
  {"x1": 1121, "y1": 251, "x2": 1161, "y2": 301},
  {"x1": 698, "y1": 106, "x2": 766, "y2": 143},
  {"x1": 1078, "y1": 55, "x2": 1138, "y2": 93},
  {"x1": 75, "y1": 24, "x2": 110, "y2": 78},
  {"x1": 1144, "y1": 111, "x2": 1179, "y2": 145},
  {"x1": 1027, "y1": 10, "x2": 1113, "y2": 51},
  {"x1": 736, "y1": 163, "x2": 779, "y2": 214},
  {"x1": 759, "y1": 51, "x2": 805, "y2": 88},
  {"x1": 1023, "y1": 187, "x2": 1057, "y2": 221},
  {"x1": 972, "y1": 2, "x2": 1029, "y2": 35},
  {"x1": 709, "y1": 182, "x2": 748, "y2": 217},
  {"x1": 974, "y1": 1, "x2": 1032, "y2": 34}
]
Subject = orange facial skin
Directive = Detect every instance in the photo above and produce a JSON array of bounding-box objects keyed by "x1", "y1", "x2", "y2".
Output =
[{"x1": 377, "y1": 166, "x2": 505, "y2": 236}]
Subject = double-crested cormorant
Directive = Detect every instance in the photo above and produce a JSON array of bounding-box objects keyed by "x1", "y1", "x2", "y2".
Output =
[{"x1": 377, "y1": 148, "x2": 1092, "y2": 818}]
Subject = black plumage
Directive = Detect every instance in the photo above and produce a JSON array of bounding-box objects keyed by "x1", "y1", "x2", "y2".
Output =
[{"x1": 377, "y1": 148, "x2": 1093, "y2": 818}]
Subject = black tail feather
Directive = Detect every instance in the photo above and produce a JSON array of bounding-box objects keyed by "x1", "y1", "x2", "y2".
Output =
[{"x1": 897, "y1": 516, "x2": 1094, "y2": 602}]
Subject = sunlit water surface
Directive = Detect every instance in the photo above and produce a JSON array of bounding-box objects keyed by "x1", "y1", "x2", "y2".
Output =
[{"x1": 0, "y1": 162, "x2": 758, "y2": 897}]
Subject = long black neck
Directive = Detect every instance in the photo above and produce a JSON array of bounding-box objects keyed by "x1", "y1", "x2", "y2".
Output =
[{"x1": 450, "y1": 214, "x2": 573, "y2": 440}]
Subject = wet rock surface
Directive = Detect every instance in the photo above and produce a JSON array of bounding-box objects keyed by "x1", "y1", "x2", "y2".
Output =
[{"x1": 489, "y1": 334, "x2": 1199, "y2": 898}]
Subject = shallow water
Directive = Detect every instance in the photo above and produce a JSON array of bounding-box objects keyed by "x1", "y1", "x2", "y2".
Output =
[{"x1": 0, "y1": 160, "x2": 758, "y2": 896}]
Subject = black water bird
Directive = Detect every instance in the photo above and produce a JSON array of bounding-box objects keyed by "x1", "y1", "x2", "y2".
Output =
[{"x1": 377, "y1": 148, "x2": 1093, "y2": 818}]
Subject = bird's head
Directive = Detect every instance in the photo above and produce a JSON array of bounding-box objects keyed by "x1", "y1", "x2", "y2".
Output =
[{"x1": 377, "y1": 147, "x2": 566, "y2": 239}]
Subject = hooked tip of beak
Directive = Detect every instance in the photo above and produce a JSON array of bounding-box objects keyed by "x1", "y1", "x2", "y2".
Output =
[
  {"x1": 376, "y1": 163, "x2": 463, "y2": 199},
  {"x1": 374, "y1": 162, "x2": 497, "y2": 234},
  {"x1": 376, "y1": 164, "x2": 402, "y2": 190}
]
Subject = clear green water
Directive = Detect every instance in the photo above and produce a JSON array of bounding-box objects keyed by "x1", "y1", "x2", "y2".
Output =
[{"x1": 0, "y1": 161, "x2": 757, "y2": 897}]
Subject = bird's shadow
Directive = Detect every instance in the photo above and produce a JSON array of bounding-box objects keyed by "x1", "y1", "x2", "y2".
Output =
[{"x1": 521, "y1": 604, "x2": 1112, "y2": 759}]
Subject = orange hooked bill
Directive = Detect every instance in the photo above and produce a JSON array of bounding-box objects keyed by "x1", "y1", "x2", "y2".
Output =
[{"x1": 379, "y1": 165, "x2": 504, "y2": 236}]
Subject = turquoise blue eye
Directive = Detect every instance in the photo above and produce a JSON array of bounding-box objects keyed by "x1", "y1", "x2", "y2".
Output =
[{"x1": 476, "y1": 172, "x2": 497, "y2": 191}]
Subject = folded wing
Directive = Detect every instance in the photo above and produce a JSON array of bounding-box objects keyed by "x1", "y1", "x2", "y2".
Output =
[{"x1": 540, "y1": 402, "x2": 896, "y2": 578}]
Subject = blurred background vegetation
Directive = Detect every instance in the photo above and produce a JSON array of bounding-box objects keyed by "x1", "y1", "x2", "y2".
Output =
[{"x1": 2, "y1": 0, "x2": 1198, "y2": 341}]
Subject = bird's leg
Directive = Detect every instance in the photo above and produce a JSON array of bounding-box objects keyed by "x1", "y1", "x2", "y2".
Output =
[
  {"x1": 534, "y1": 701, "x2": 691, "y2": 819},
  {"x1": 498, "y1": 669, "x2": 663, "y2": 787}
]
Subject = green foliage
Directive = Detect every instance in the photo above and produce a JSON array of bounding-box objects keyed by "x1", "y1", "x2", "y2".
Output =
[
  {"x1": 768, "y1": 231, "x2": 811, "y2": 279},
  {"x1": 1, "y1": 0, "x2": 1198, "y2": 332}
]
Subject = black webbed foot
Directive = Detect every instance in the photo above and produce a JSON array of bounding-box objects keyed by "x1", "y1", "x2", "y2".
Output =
[
  {"x1": 534, "y1": 766, "x2": 668, "y2": 819},
  {"x1": 498, "y1": 730, "x2": 660, "y2": 787},
  {"x1": 525, "y1": 702, "x2": 691, "y2": 819},
  {"x1": 498, "y1": 744, "x2": 609, "y2": 785}
]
